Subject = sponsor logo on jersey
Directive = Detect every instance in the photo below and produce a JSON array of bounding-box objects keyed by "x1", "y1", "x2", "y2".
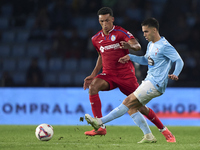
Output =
[
  {"x1": 99, "y1": 43, "x2": 120, "y2": 53},
  {"x1": 148, "y1": 56, "x2": 154, "y2": 66},
  {"x1": 111, "y1": 35, "x2": 116, "y2": 41}
]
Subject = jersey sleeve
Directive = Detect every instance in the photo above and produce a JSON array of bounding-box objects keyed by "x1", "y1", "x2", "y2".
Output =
[
  {"x1": 163, "y1": 45, "x2": 181, "y2": 62},
  {"x1": 173, "y1": 59, "x2": 184, "y2": 76},
  {"x1": 91, "y1": 37, "x2": 99, "y2": 52},
  {"x1": 163, "y1": 45, "x2": 184, "y2": 76},
  {"x1": 128, "y1": 54, "x2": 148, "y2": 65},
  {"x1": 119, "y1": 27, "x2": 135, "y2": 42}
]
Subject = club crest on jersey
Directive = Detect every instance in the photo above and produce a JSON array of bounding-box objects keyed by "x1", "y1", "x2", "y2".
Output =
[
  {"x1": 111, "y1": 35, "x2": 116, "y2": 41},
  {"x1": 155, "y1": 48, "x2": 159, "y2": 56}
]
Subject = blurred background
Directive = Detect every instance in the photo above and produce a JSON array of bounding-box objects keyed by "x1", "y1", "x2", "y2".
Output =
[
  {"x1": 0, "y1": 0, "x2": 200, "y2": 126},
  {"x1": 0, "y1": 0, "x2": 200, "y2": 88}
]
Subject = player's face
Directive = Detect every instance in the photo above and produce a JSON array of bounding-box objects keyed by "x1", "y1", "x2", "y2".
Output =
[
  {"x1": 142, "y1": 25, "x2": 156, "y2": 42},
  {"x1": 99, "y1": 14, "x2": 114, "y2": 34}
]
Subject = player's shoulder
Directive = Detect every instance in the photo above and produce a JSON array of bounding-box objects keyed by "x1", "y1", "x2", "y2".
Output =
[
  {"x1": 91, "y1": 30, "x2": 102, "y2": 40},
  {"x1": 159, "y1": 37, "x2": 175, "y2": 51},
  {"x1": 114, "y1": 25, "x2": 128, "y2": 32},
  {"x1": 113, "y1": 25, "x2": 133, "y2": 38},
  {"x1": 159, "y1": 37, "x2": 172, "y2": 45}
]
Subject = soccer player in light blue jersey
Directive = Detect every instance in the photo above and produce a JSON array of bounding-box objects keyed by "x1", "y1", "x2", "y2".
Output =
[{"x1": 85, "y1": 18, "x2": 184, "y2": 143}]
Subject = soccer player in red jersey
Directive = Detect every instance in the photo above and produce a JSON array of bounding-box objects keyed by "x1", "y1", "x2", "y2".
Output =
[{"x1": 83, "y1": 7, "x2": 175, "y2": 143}]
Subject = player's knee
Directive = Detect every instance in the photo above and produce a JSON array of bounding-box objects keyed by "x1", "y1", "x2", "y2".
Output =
[
  {"x1": 123, "y1": 95, "x2": 139, "y2": 109},
  {"x1": 89, "y1": 84, "x2": 99, "y2": 95},
  {"x1": 127, "y1": 108, "x2": 138, "y2": 115}
]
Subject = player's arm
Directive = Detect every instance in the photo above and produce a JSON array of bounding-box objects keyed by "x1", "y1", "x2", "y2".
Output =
[
  {"x1": 163, "y1": 45, "x2": 184, "y2": 81},
  {"x1": 168, "y1": 58, "x2": 184, "y2": 80},
  {"x1": 83, "y1": 52, "x2": 102, "y2": 90},
  {"x1": 118, "y1": 54, "x2": 148, "y2": 65},
  {"x1": 120, "y1": 38, "x2": 141, "y2": 51},
  {"x1": 90, "y1": 52, "x2": 102, "y2": 77}
]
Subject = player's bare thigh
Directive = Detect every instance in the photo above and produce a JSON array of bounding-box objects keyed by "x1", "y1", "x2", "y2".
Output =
[
  {"x1": 123, "y1": 93, "x2": 143, "y2": 114},
  {"x1": 89, "y1": 78, "x2": 110, "y2": 95}
]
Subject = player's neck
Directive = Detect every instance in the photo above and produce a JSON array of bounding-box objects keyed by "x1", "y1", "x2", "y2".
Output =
[
  {"x1": 103, "y1": 25, "x2": 114, "y2": 35},
  {"x1": 103, "y1": 30, "x2": 109, "y2": 35},
  {"x1": 152, "y1": 34, "x2": 161, "y2": 43}
]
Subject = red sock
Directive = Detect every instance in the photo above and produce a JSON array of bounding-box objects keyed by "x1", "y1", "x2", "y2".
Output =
[
  {"x1": 89, "y1": 94, "x2": 102, "y2": 118},
  {"x1": 146, "y1": 108, "x2": 164, "y2": 129}
]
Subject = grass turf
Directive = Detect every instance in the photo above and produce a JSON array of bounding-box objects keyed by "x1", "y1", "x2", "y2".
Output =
[{"x1": 0, "y1": 125, "x2": 200, "y2": 150}]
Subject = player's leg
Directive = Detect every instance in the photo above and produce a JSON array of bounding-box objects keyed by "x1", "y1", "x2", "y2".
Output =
[
  {"x1": 123, "y1": 92, "x2": 157, "y2": 143},
  {"x1": 85, "y1": 80, "x2": 163, "y2": 143},
  {"x1": 139, "y1": 106, "x2": 176, "y2": 142},
  {"x1": 133, "y1": 80, "x2": 176, "y2": 143},
  {"x1": 87, "y1": 80, "x2": 161, "y2": 142},
  {"x1": 84, "y1": 77, "x2": 109, "y2": 136},
  {"x1": 85, "y1": 93, "x2": 140, "y2": 128},
  {"x1": 139, "y1": 106, "x2": 164, "y2": 129},
  {"x1": 85, "y1": 93, "x2": 156, "y2": 143},
  {"x1": 127, "y1": 108, "x2": 156, "y2": 143},
  {"x1": 119, "y1": 76, "x2": 175, "y2": 142},
  {"x1": 118, "y1": 75, "x2": 156, "y2": 142}
]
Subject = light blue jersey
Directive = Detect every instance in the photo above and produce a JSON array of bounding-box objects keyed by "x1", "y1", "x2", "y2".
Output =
[{"x1": 129, "y1": 37, "x2": 184, "y2": 93}]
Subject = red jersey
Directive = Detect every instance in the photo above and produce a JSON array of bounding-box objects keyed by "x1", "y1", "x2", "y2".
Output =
[{"x1": 92, "y1": 25, "x2": 136, "y2": 75}]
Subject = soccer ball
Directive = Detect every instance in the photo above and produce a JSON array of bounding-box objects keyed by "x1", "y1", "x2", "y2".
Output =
[{"x1": 35, "y1": 123, "x2": 54, "y2": 141}]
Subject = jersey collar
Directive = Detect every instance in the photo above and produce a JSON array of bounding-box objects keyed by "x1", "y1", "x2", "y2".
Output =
[{"x1": 101, "y1": 25, "x2": 115, "y2": 37}]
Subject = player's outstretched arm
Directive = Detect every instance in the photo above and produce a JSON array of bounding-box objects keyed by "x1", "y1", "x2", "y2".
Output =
[
  {"x1": 118, "y1": 54, "x2": 148, "y2": 65},
  {"x1": 128, "y1": 54, "x2": 148, "y2": 65},
  {"x1": 118, "y1": 54, "x2": 130, "y2": 64}
]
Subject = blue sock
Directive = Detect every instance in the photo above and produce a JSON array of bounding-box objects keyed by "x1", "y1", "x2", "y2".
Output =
[
  {"x1": 101, "y1": 104, "x2": 129, "y2": 124},
  {"x1": 131, "y1": 111, "x2": 151, "y2": 135}
]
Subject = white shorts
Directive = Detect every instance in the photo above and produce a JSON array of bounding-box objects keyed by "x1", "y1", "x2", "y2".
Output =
[{"x1": 133, "y1": 80, "x2": 162, "y2": 105}]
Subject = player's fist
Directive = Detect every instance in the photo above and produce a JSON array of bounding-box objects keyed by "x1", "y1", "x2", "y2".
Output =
[
  {"x1": 118, "y1": 54, "x2": 130, "y2": 64},
  {"x1": 83, "y1": 76, "x2": 94, "y2": 90},
  {"x1": 120, "y1": 41, "x2": 131, "y2": 49},
  {"x1": 168, "y1": 74, "x2": 179, "y2": 80}
]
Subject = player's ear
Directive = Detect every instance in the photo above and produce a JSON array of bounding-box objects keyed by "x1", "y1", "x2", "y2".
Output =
[
  {"x1": 112, "y1": 17, "x2": 114, "y2": 22},
  {"x1": 152, "y1": 27, "x2": 156, "y2": 33}
]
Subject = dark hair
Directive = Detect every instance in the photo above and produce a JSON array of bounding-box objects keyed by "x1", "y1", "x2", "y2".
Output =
[
  {"x1": 97, "y1": 7, "x2": 113, "y2": 16},
  {"x1": 141, "y1": 18, "x2": 159, "y2": 31}
]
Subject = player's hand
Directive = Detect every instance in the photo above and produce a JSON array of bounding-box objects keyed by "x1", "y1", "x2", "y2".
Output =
[
  {"x1": 120, "y1": 41, "x2": 131, "y2": 49},
  {"x1": 83, "y1": 76, "x2": 94, "y2": 90},
  {"x1": 118, "y1": 54, "x2": 130, "y2": 64},
  {"x1": 168, "y1": 74, "x2": 179, "y2": 80}
]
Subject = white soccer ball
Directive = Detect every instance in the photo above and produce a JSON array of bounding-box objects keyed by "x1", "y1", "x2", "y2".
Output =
[{"x1": 35, "y1": 123, "x2": 54, "y2": 141}]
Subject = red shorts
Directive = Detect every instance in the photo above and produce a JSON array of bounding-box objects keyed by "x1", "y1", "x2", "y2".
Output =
[{"x1": 95, "y1": 73, "x2": 139, "y2": 96}]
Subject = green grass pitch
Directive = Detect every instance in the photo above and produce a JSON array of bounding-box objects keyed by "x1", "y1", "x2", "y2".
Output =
[{"x1": 0, "y1": 125, "x2": 200, "y2": 150}]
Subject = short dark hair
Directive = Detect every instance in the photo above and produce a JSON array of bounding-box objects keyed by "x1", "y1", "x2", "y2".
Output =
[
  {"x1": 141, "y1": 18, "x2": 159, "y2": 31},
  {"x1": 97, "y1": 7, "x2": 113, "y2": 16}
]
